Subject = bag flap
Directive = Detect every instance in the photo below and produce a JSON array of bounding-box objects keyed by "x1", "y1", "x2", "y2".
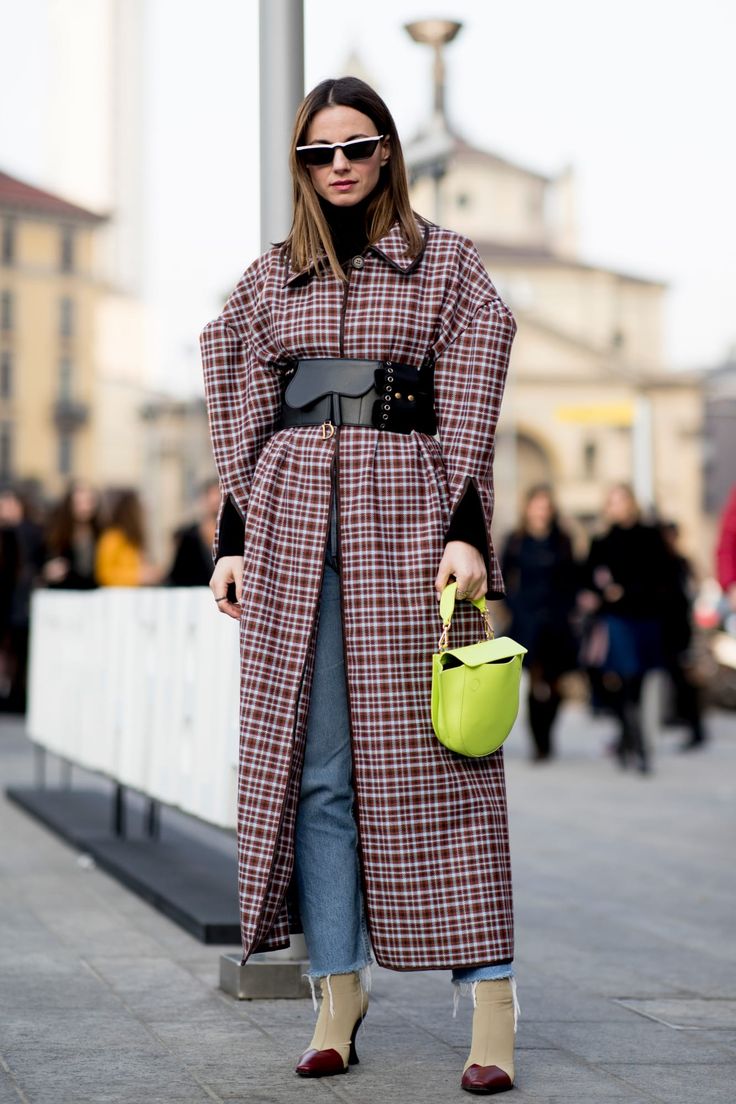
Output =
[
  {"x1": 439, "y1": 635, "x2": 527, "y2": 667},
  {"x1": 284, "y1": 358, "x2": 380, "y2": 409}
]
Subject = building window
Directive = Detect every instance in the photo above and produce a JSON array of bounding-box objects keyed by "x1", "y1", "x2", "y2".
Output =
[
  {"x1": 1, "y1": 290, "x2": 12, "y2": 332},
  {"x1": 58, "y1": 431, "x2": 73, "y2": 475},
  {"x1": 0, "y1": 350, "x2": 11, "y2": 399},
  {"x1": 60, "y1": 296, "x2": 74, "y2": 338},
  {"x1": 0, "y1": 421, "x2": 12, "y2": 481},
  {"x1": 583, "y1": 440, "x2": 598, "y2": 480},
  {"x1": 58, "y1": 356, "x2": 73, "y2": 401},
  {"x1": 60, "y1": 226, "x2": 75, "y2": 273},
  {"x1": 2, "y1": 219, "x2": 15, "y2": 265}
]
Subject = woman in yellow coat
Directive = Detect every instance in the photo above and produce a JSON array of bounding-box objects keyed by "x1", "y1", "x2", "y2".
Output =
[{"x1": 95, "y1": 490, "x2": 160, "y2": 587}]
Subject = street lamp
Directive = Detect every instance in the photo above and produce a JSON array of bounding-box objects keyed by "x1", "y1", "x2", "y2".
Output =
[
  {"x1": 404, "y1": 19, "x2": 462, "y2": 124},
  {"x1": 403, "y1": 19, "x2": 462, "y2": 224}
]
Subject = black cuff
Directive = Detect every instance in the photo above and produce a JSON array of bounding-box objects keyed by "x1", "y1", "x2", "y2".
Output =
[
  {"x1": 444, "y1": 481, "x2": 487, "y2": 554},
  {"x1": 444, "y1": 481, "x2": 492, "y2": 596},
  {"x1": 215, "y1": 496, "x2": 245, "y2": 561}
]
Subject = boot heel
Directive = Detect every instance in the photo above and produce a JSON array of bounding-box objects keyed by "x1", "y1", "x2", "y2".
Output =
[{"x1": 348, "y1": 1015, "x2": 363, "y2": 1065}]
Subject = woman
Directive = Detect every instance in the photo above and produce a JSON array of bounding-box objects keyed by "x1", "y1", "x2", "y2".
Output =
[
  {"x1": 201, "y1": 78, "x2": 518, "y2": 1094},
  {"x1": 581, "y1": 483, "x2": 670, "y2": 773},
  {"x1": 95, "y1": 489, "x2": 160, "y2": 587},
  {"x1": 659, "y1": 520, "x2": 707, "y2": 751},
  {"x1": 0, "y1": 488, "x2": 45, "y2": 712},
  {"x1": 501, "y1": 485, "x2": 577, "y2": 761},
  {"x1": 43, "y1": 479, "x2": 102, "y2": 590},
  {"x1": 166, "y1": 478, "x2": 223, "y2": 587}
]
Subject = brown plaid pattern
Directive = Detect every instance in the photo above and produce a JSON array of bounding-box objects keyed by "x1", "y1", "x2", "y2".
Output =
[{"x1": 201, "y1": 216, "x2": 517, "y2": 969}]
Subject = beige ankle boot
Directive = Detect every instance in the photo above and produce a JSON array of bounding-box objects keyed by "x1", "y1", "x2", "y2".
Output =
[
  {"x1": 295, "y1": 971, "x2": 369, "y2": 1078},
  {"x1": 460, "y1": 978, "x2": 517, "y2": 1094}
]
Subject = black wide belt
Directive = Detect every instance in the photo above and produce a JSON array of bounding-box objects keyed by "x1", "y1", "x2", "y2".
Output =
[{"x1": 278, "y1": 357, "x2": 436, "y2": 436}]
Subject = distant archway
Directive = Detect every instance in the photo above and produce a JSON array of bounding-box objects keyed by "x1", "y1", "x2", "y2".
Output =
[
  {"x1": 516, "y1": 430, "x2": 555, "y2": 492},
  {"x1": 493, "y1": 428, "x2": 556, "y2": 539}
]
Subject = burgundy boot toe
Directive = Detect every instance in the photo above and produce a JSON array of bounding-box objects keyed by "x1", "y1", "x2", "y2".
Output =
[
  {"x1": 295, "y1": 1047, "x2": 348, "y2": 1077},
  {"x1": 461, "y1": 1063, "x2": 514, "y2": 1094}
]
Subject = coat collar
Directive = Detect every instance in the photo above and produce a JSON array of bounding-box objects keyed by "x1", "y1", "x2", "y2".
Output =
[{"x1": 283, "y1": 215, "x2": 431, "y2": 288}]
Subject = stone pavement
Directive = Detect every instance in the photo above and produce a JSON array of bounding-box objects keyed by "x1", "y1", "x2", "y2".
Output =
[{"x1": 1, "y1": 703, "x2": 735, "y2": 1104}]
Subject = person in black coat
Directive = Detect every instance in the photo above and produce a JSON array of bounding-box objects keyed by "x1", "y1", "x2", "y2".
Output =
[
  {"x1": 581, "y1": 484, "x2": 672, "y2": 772},
  {"x1": 0, "y1": 488, "x2": 46, "y2": 712},
  {"x1": 659, "y1": 520, "x2": 707, "y2": 750},
  {"x1": 501, "y1": 484, "x2": 578, "y2": 761},
  {"x1": 167, "y1": 479, "x2": 223, "y2": 587},
  {"x1": 42, "y1": 480, "x2": 103, "y2": 590}
]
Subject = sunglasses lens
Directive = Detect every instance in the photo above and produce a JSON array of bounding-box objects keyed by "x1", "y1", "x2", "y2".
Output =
[
  {"x1": 298, "y1": 146, "x2": 335, "y2": 167},
  {"x1": 346, "y1": 138, "x2": 380, "y2": 161}
]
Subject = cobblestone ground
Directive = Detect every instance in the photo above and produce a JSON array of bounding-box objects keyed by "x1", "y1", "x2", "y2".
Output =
[{"x1": 1, "y1": 702, "x2": 735, "y2": 1104}]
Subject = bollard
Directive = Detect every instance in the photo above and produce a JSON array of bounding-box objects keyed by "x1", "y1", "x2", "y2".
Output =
[{"x1": 220, "y1": 936, "x2": 311, "y2": 999}]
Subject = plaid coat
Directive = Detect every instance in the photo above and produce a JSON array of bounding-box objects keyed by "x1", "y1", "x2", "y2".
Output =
[{"x1": 200, "y1": 214, "x2": 517, "y2": 970}]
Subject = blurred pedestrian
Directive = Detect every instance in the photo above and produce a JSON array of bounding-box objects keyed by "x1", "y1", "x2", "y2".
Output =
[
  {"x1": 501, "y1": 484, "x2": 578, "y2": 761},
  {"x1": 200, "y1": 77, "x2": 518, "y2": 1091},
  {"x1": 42, "y1": 479, "x2": 103, "y2": 590},
  {"x1": 95, "y1": 489, "x2": 160, "y2": 587},
  {"x1": 658, "y1": 521, "x2": 707, "y2": 751},
  {"x1": 0, "y1": 487, "x2": 45, "y2": 712},
  {"x1": 166, "y1": 478, "x2": 223, "y2": 587},
  {"x1": 581, "y1": 484, "x2": 670, "y2": 773},
  {"x1": 0, "y1": 508, "x2": 19, "y2": 703},
  {"x1": 716, "y1": 484, "x2": 736, "y2": 613}
]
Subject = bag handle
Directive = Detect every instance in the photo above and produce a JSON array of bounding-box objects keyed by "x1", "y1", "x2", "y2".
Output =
[{"x1": 437, "y1": 581, "x2": 494, "y2": 652}]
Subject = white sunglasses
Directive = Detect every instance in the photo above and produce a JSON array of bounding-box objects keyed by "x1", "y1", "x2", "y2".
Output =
[{"x1": 296, "y1": 135, "x2": 385, "y2": 167}]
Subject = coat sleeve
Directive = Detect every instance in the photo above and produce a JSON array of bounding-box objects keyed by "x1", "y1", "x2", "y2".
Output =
[
  {"x1": 432, "y1": 238, "x2": 517, "y2": 599},
  {"x1": 199, "y1": 256, "x2": 284, "y2": 564},
  {"x1": 716, "y1": 485, "x2": 736, "y2": 591}
]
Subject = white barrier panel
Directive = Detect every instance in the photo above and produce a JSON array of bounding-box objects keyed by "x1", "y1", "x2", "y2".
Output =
[{"x1": 26, "y1": 588, "x2": 242, "y2": 829}]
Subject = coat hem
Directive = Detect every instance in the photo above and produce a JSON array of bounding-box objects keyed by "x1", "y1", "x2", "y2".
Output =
[{"x1": 355, "y1": 947, "x2": 515, "y2": 973}]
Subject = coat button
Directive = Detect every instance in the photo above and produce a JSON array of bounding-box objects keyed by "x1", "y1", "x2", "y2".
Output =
[
  {"x1": 351, "y1": 255, "x2": 364, "y2": 269},
  {"x1": 395, "y1": 392, "x2": 402, "y2": 399},
  {"x1": 407, "y1": 394, "x2": 415, "y2": 401}
]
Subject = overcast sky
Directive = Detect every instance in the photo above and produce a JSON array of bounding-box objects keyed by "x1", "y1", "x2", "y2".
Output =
[{"x1": 1, "y1": 0, "x2": 735, "y2": 392}]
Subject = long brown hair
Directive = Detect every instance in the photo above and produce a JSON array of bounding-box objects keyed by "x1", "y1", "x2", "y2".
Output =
[
  {"x1": 46, "y1": 480, "x2": 103, "y2": 554},
  {"x1": 108, "y1": 489, "x2": 146, "y2": 550},
  {"x1": 284, "y1": 77, "x2": 423, "y2": 282}
]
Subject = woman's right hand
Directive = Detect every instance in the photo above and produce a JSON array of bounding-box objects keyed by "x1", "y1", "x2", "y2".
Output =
[{"x1": 209, "y1": 555, "x2": 244, "y2": 620}]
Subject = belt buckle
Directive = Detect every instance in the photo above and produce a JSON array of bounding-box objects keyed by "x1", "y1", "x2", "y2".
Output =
[{"x1": 321, "y1": 419, "x2": 335, "y2": 439}]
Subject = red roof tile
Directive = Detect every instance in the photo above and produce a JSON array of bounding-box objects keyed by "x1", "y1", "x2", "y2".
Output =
[{"x1": 0, "y1": 169, "x2": 106, "y2": 222}]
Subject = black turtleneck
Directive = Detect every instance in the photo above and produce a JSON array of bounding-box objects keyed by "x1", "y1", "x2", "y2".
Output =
[
  {"x1": 317, "y1": 192, "x2": 372, "y2": 264},
  {"x1": 215, "y1": 192, "x2": 489, "y2": 578}
]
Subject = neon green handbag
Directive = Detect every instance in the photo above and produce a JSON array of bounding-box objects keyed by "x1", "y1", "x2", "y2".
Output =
[{"x1": 431, "y1": 581, "x2": 527, "y2": 758}]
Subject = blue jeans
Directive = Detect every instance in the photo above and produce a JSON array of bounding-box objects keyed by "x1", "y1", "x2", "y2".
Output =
[{"x1": 294, "y1": 487, "x2": 513, "y2": 986}]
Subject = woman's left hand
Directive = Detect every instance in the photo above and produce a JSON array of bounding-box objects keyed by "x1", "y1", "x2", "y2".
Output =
[{"x1": 435, "y1": 541, "x2": 487, "y2": 601}]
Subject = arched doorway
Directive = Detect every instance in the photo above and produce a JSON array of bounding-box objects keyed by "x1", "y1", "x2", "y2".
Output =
[{"x1": 493, "y1": 429, "x2": 556, "y2": 540}]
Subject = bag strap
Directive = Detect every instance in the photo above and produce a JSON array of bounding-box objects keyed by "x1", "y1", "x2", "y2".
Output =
[{"x1": 438, "y1": 581, "x2": 494, "y2": 652}]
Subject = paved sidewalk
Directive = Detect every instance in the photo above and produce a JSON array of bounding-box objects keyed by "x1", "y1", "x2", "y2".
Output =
[{"x1": 1, "y1": 704, "x2": 735, "y2": 1104}]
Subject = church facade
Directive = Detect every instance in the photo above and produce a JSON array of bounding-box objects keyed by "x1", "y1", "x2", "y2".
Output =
[{"x1": 410, "y1": 137, "x2": 705, "y2": 566}]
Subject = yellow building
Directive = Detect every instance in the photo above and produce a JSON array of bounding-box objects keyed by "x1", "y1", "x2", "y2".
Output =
[
  {"x1": 0, "y1": 168, "x2": 106, "y2": 498},
  {"x1": 410, "y1": 138, "x2": 706, "y2": 567}
]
